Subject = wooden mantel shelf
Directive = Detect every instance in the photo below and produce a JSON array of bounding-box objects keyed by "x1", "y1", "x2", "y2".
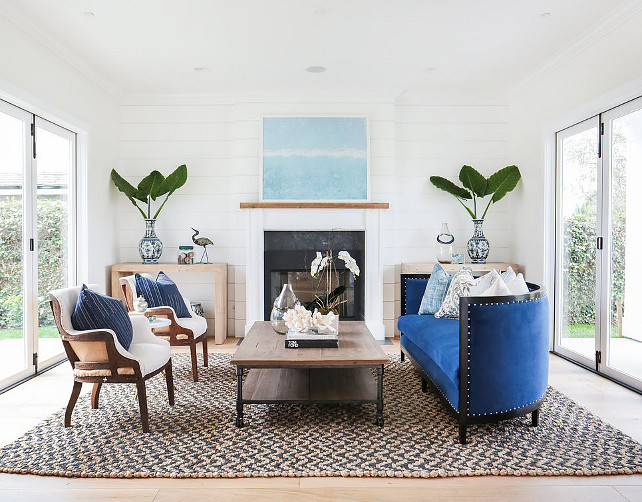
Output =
[{"x1": 240, "y1": 202, "x2": 389, "y2": 209}]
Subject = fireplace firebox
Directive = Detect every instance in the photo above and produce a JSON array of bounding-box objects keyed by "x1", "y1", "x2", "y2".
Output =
[{"x1": 264, "y1": 231, "x2": 365, "y2": 321}]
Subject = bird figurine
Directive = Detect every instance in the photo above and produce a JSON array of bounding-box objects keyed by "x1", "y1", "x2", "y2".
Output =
[{"x1": 190, "y1": 227, "x2": 213, "y2": 263}]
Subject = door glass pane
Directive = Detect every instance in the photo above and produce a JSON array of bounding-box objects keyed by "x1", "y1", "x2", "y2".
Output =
[
  {"x1": 559, "y1": 125, "x2": 599, "y2": 360},
  {"x1": 36, "y1": 126, "x2": 71, "y2": 362},
  {"x1": 0, "y1": 110, "x2": 28, "y2": 381},
  {"x1": 608, "y1": 107, "x2": 642, "y2": 380}
]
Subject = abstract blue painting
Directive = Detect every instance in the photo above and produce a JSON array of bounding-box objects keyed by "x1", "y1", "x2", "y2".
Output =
[{"x1": 262, "y1": 117, "x2": 368, "y2": 200}]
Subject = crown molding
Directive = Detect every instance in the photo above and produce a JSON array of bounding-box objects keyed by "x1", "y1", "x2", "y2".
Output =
[
  {"x1": 506, "y1": 0, "x2": 642, "y2": 99},
  {"x1": 0, "y1": 3, "x2": 121, "y2": 99}
]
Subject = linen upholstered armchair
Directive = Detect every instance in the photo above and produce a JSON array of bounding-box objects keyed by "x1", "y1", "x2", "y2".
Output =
[
  {"x1": 49, "y1": 285, "x2": 174, "y2": 433},
  {"x1": 120, "y1": 273, "x2": 208, "y2": 382}
]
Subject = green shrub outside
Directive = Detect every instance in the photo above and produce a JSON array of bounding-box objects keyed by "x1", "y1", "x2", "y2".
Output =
[
  {"x1": 562, "y1": 204, "x2": 625, "y2": 326},
  {"x1": 0, "y1": 196, "x2": 67, "y2": 329}
]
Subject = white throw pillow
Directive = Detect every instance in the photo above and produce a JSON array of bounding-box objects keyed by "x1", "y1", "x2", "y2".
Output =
[
  {"x1": 479, "y1": 277, "x2": 511, "y2": 296},
  {"x1": 501, "y1": 266, "x2": 516, "y2": 284},
  {"x1": 435, "y1": 269, "x2": 476, "y2": 319},
  {"x1": 471, "y1": 269, "x2": 500, "y2": 296},
  {"x1": 508, "y1": 273, "x2": 529, "y2": 295}
]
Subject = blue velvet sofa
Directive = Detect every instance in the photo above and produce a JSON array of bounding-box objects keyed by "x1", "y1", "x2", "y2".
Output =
[{"x1": 397, "y1": 274, "x2": 549, "y2": 444}]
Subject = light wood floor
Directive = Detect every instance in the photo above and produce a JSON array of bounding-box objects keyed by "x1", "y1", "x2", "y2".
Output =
[{"x1": 1, "y1": 338, "x2": 641, "y2": 502}]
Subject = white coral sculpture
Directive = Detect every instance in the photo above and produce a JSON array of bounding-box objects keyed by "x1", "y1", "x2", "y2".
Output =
[
  {"x1": 283, "y1": 304, "x2": 312, "y2": 332},
  {"x1": 311, "y1": 309, "x2": 337, "y2": 335}
]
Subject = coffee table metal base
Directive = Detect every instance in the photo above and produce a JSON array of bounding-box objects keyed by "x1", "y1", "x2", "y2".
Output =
[{"x1": 235, "y1": 365, "x2": 384, "y2": 428}]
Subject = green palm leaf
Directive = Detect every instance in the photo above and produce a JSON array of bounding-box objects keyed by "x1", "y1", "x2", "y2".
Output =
[
  {"x1": 487, "y1": 165, "x2": 521, "y2": 202},
  {"x1": 459, "y1": 165, "x2": 487, "y2": 197},
  {"x1": 429, "y1": 176, "x2": 472, "y2": 199}
]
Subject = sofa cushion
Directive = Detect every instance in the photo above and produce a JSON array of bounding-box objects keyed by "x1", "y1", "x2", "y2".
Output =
[
  {"x1": 397, "y1": 314, "x2": 460, "y2": 390},
  {"x1": 71, "y1": 284, "x2": 133, "y2": 350},
  {"x1": 471, "y1": 269, "x2": 500, "y2": 296},
  {"x1": 501, "y1": 266, "x2": 517, "y2": 283},
  {"x1": 435, "y1": 269, "x2": 475, "y2": 319},
  {"x1": 400, "y1": 333, "x2": 459, "y2": 410},
  {"x1": 508, "y1": 273, "x2": 529, "y2": 295},
  {"x1": 479, "y1": 276, "x2": 511, "y2": 296},
  {"x1": 418, "y1": 264, "x2": 452, "y2": 315}
]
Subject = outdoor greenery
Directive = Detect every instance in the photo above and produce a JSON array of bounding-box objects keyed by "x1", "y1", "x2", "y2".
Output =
[
  {"x1": 562, "y1": 125, "x2": 627, "y2": 333},
  {"x1": 0, "y1": 197, "x2": 67, "y2": 331}
]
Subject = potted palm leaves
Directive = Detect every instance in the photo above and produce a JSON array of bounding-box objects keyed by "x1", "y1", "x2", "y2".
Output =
[
  {"x1": 430, "y1": 165, "x2": 521, "y2": 263},
  {"x1": 111, "y1": 165, "x2": 188, "y2": 263}
]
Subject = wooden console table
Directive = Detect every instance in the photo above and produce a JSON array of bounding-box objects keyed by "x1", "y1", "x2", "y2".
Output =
[{"x1": 110, "y1": 263, "x2": 228, "y2": 344}]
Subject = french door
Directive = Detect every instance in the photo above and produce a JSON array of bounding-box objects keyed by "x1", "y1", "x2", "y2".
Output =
[
  {"x1": 555, "y1": 96, "x2": 642, "y2": 391},
  {"x1": 0, "y1": 99, "x2": 76, "y2": 391}
]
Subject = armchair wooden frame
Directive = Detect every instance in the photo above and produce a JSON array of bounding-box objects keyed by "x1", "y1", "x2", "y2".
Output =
[
  {"x1": 51, "y1": 299, "x2": 175, "y2": 433},
  {"x1": 121, "y1": 281, "x2": 208, "y2": 382}
]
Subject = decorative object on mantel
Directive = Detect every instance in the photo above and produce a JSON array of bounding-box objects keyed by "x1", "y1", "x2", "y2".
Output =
[
  {"x1": 110, "y1": 164, "x2": 188, "y2": 264},
  {"x1": 430, "y1": 165, "x2": 521, "y2": 264},
  {"x1": 190, "y1": 228, "x2": 213, "y2": 263},
  {"x1": 3, "y1": 353, "x2": 642, "y2": 478},
  {"x1": 270, "y1": 283, "x2": 299, "y2": 334},
  {"x1": 262, "y1": 117, "x2": 368, "y2": 201},
  {"x1": 436, "y1": 223, "x2": 454, "y2": 263}
]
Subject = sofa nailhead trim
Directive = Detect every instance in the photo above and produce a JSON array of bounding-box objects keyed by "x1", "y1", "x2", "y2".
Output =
[{"x1": 465, "y1": 297, "x2": 545, "y2": 417}]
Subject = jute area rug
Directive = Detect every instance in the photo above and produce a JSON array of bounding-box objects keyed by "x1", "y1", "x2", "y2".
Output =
[{"x1": 1, "y1": 353, "x2": 641, "y2": 478}]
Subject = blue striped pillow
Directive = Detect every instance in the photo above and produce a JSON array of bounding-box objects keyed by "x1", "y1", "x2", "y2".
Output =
[
  {"x1": 71, "y1": 285, "x2": 133, "y2": 350},
  {"x1": 135, "y1": 273, "x2": 163, "y2": 306},
  {"x1": 135, "y1": 272, "x2": 191, "y2": 318},
  {"x1": 156, "y1": 272, "x2": 192, "y2": 318}
]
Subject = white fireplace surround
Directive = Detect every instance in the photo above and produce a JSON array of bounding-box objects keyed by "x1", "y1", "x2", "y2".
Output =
[{"x1": 244, "y1": 208, "x2": 385, "y2": 340}]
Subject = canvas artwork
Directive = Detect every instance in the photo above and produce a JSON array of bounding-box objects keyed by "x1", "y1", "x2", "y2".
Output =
[{"x1": 262, "y1": 117, "x2": 368, "y2": 200}]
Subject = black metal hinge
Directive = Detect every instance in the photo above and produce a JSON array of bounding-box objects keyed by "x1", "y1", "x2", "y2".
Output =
[
  {"x1": 30, "y1": 120, "x2": 36, "y2": 159},
  {"x1": 29, "y1": 238, "x2": 34, "y2": 251},
  {"x1": 597, "y1": 237, "x2": 603, "y2": 250},
  {"x1": 32, "y1": 352, "x2": 38, "y2": 368},
  {"x1": 596, "y1": 350, "x2": 601, "y2": 371},
  {"x1": 598, "y1": 119, "x2": 604, "y2": 158}
]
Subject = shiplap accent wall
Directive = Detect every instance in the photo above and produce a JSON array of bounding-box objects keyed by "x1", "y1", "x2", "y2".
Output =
[
  {"x1": 116, "y1": 95, "x2": 510, "y2": 338},
  {"x1": 391, "y1": 94, "x2": 512, "y2": 334}
]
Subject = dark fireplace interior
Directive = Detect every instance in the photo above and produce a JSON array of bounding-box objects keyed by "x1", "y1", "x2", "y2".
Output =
[{"x1": 264, "y1": 231, "x2": 365, "y2": 321}]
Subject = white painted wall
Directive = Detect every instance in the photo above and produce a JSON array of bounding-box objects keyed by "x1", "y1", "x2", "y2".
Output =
[
  {"x1": 117, "y1": 94, "x2": 513, "y2": 338},
  {"x1": 508, "y1": 8, "x2": 642, "y2": 289},
  {"x1": 391, "y1": 92, "x2": 513, "y2": 334},
  {"x1": 0, "y1": 12, "x2": 119, "y2": 291}
]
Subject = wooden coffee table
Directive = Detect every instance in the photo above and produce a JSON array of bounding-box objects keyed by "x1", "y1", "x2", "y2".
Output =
[{"x1": 230, "y1": 321, "x2": 390, "y2": 427}]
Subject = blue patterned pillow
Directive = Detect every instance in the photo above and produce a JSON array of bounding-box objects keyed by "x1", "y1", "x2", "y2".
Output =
[
  {"x1": 418, "y1": 264, "x2": 452, "y2": 315},
  {"x1": 136, "y1": 272, "x2": 192, "y2": 318},
  {"x1": 135, "y1": 273, "x2": 163, "y2": 306},
  {"x1": 71, "y1": 285, "x2": 133, "y2": 350},
  {"x1": 156, "y1": 272, "x2": 192, "y2": 318}
]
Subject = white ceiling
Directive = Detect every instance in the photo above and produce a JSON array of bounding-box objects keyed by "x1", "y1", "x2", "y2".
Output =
[{"x1": 0, "y1": 0, "x2": 637, "y2": 99}]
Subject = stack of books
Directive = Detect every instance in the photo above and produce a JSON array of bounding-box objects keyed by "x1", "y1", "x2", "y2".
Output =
[{"x1": 285, "y1": 330, "x2": 339, "y2": 348}]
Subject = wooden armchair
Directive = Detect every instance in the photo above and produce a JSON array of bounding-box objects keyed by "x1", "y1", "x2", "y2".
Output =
[
  {"x1": 49, "y1": 285, "x2": 174, "y2": 433},
  {"x1": 120, "y1": 274, "x2": 208, "y2": 382}
]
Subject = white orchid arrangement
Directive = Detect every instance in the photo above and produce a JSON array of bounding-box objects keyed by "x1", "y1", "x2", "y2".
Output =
[
  {"x1": 283, "y1": 304, "x2": 338, "y2": 334},
  {"x1": 306, "y1": 250, "x2": 360, "y2": 315}
]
